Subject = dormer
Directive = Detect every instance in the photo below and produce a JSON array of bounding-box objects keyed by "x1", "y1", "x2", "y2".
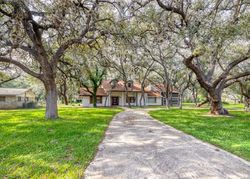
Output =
[
  {"x1": 147, "y1": 84, "x2": 153, "y2": 91},
  {"x1": 110, "y1": 79, "x2": 118, "y2": 89},
  {"x1": 127, "y1": 80, "x2": 133, "y2": 88}
]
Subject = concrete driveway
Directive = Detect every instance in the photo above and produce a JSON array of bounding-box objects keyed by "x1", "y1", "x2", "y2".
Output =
[{"x1": 85, "y1": 108, "x2": 250, "y2": 179}]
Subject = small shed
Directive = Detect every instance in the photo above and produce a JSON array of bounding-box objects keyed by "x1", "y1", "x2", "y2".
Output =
[{"x1": 0, "y1": 88, "x2": 36, "y2": 109}]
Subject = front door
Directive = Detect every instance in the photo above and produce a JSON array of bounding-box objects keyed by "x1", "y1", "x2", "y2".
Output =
[{"x1": 111, "y1": 97, "x2": 119, "y2": 106}]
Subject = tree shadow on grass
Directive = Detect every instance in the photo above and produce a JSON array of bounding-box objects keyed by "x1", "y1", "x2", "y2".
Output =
[{"x1": 0, "y1": 108, "x2": 121, "y2": 178}]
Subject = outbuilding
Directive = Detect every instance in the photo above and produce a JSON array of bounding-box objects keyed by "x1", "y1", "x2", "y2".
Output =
[{"x1": 0, "y1": 88, "x2": 36, "y2": 109}]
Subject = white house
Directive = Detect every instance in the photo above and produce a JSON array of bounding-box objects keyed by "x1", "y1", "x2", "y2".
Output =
[{"x1": 79, "y1": 80, "x2": 179, "y2": 107}]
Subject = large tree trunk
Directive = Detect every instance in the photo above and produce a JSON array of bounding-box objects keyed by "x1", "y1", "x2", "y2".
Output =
[
  {"x1": 45, "y1": 80, "x2": 58, "y2": 119},
  {"x1": 209, "y1": 92, "x2": 228, "y2": 115}
]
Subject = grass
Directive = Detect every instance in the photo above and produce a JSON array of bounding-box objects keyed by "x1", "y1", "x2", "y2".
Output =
[
  {"x1": 131, "y1": 102, "x2": 245, "y2": 110},
  {"x1": 0, "y1": 107, "x2": 122, "y2": 178},
  {"x1": 182, "y1": 102, "x2": 245, "y2": 110},
  {"x1": 149, "y1": 108, "x2": 250, "y2": 161}
]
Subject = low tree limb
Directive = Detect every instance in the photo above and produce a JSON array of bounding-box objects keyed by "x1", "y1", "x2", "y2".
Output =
[
  {"x1": 0, "y1": 74, "x2": 20, "y2": 86},
  {"x1": 0, "y1": 56, "x2": 42, "y2": 78}
]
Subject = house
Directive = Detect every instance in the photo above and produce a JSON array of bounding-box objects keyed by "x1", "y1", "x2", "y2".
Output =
[
  {"x1": 79, "y1": 80, "x2": 180, "y2": 107},
  {"x1": 0, "y1": 88, "x2": 36, "y2": 109}
]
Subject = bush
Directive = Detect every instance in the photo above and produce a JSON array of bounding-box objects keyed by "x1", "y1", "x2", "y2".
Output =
[{"x1": 22, "y1": 102, "x2": 36, "y2": 108}]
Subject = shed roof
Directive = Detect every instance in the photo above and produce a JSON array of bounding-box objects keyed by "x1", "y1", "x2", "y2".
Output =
[{"x1": 0, "y1": 88, "x2": 30, "y2": 96}]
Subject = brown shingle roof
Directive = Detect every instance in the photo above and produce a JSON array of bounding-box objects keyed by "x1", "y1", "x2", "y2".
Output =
[
  {"x1": 102, "y1": 80, "x2": 145, "y2": 92},
  {"x1": 79, "y1": 87, "x2": 108, "y2": 96},
  {"x1": 79, "y1": 80, "x2": 151, "y2": 96},
  {"x1": 147, "y1": 91, "x2": 162, "y2": 97},
  {"x1": 79, "y1": 81, "x2": 179, "y2": 97}
]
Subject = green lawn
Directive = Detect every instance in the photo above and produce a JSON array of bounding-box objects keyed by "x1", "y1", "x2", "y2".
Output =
[
  {"x1": 150, "y1": 108, "x2": 250, "y2": 161},
  {"x1": 0, "y1": 107, "x2": 122, "y2": 178},
  {"x1": 182, "y1": 102, "x2": 245, "y2": 110},
  {"x1": 131, "y1": 103, "x2": 245, "y2": 110}
]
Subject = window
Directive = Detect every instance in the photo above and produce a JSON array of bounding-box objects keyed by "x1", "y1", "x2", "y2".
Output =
[
  {"x1": 90, "y1": 96, "x2": 102, "y2": 104},
  {"x1": 18, "y1": 97, "x2": 22, "y2": 101},
  {"x1": 126, "y1": 97, "x2": 135, "y2": 103},
  {"x1": 148, "y1": 97, "x2": 157, "y2": 103},
  {"x1": 172, "y1": 93, "x2": 179, "y2": 97},
  {"x1": 25, "y1": 97, "x2": 29, "y2": 101},
  {"x1": 0, "y1": 96, "x2": 6, "y2": 102}
]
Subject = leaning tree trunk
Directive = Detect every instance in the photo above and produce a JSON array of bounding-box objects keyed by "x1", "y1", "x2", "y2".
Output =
[
  {"x1": 63, "y1": 94, "x2": 68, "y2": 105},
  {"x1": 197, "y1": 98, "x2": 209, "y2": 107},
  {"x1": 209, "y1": 91, "x2": 228, "y2": 115},
  {"x1": 44, "y1": 79, "x2": 58, "y2": 119}
]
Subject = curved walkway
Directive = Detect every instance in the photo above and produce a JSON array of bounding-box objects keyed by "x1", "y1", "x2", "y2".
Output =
[{"x1": 85, "y1": 108, "x2": 250, "y2": 179}]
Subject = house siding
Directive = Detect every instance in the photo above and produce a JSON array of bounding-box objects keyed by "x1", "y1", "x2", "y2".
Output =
[
  {"x1": 82, "y1": 96, "x2": 109, "y2": 107},
  {"x1": 81, "y1": 90, "x2": 180, "y2": 107},
  {"x1": 147, "y1": 96, "x2": 162, "y2": 106},
  {"x1": 0, "y1": 96, "x2": 20, "y2": 109}
]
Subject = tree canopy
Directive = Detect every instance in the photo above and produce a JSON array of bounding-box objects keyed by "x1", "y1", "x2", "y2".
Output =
[{"x1": 0, "y1": 0, "x2": 249, "y2": 117}]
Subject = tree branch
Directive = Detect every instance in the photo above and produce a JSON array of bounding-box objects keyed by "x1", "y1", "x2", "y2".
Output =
[
  {"x1": 51, "y1": 1, "x2": 99, "y2": 66},
  {"x1": 0, "y1": 56, "x2": 42, "y2": 78},
  {"x1": 213, "y1": 49, "x2": 250, "y2": 87},
  {"x1": 156, "y1": 0, "x2": 187, "y2": 26},
  {"x1": 183, "y1": 54, "x2": 211, "y2": 91},
  {"x1": 224, "y1": 71, "x2": 250, "y2": 88},
  {"x1": 0, "y1": 74, "x2": 20, "y2": 86}
]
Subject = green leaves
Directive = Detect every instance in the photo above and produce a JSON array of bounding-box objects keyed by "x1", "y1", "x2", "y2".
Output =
[{"x1": 192, "y1": 44, "x2": 207, "y2": 56}]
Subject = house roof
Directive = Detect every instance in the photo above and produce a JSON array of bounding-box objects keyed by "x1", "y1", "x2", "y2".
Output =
[
  {"x1": 0, "y1": 88, "x2": 30, "y2": 96},
  {"x1": 79, "y1": 88, "x2": 108, "y2": 96},
  {"x1": 102, "y1": 80, "x2": 147, "y2": 92},
  {"x1": 79, "y1": 80, "x2": 179, "y2": 97},
  {"x1": 147, "y1": 91, "x2": 162, "y2": 97},
  {"x1": 79, "y1": 80, "x2": 150, "y2": 96}
]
